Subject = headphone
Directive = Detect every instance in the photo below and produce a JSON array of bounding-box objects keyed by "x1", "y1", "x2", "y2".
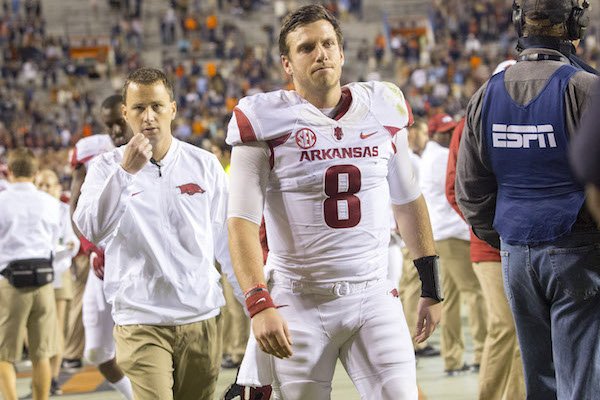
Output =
[{"x1": 512, "y1": 0, "x2": 590, "y2": 40}]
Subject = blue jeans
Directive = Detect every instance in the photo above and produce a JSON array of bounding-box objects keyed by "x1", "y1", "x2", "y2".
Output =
[{"x1": 501, "y1": 233, "x2": 600, "y2": 400}]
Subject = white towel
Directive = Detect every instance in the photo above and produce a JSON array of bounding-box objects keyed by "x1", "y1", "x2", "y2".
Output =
[
  {"x1": 236, "y1": 327, "x2": 273, "y2": 387},
  {"x1": 237, "y1": 264, "x2": 276, "y2": 387}
]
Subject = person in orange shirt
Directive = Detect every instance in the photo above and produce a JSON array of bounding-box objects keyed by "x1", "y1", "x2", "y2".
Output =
[
  {"x1": 184, "y1": 15, "x2": 198, "y2": 35},
  {"x1": 374, "y1": 32, "x2": 385, "y2": 67},
  {"x1": 206, "y1": 12, "x2": 218, "y2": 43}
]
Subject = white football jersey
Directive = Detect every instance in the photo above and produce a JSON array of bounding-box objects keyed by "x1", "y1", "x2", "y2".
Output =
[
  {"x1": 227, "y1": 81, "x2": 421, "y2": 282},
  {"x1": 71, "y1": 134, "x2": 115, "y2": 169}
]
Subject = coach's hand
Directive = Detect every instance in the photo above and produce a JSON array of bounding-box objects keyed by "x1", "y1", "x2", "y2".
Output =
[
  {"x1": 121, "y1": 133, "x2": 152, "y2": 174},
  {"x1": 252, "y1": 308, "x2": 293, "y2": 359},
  {"x1": 414, "y1": 297, "x2": 442, "y2": 343}
]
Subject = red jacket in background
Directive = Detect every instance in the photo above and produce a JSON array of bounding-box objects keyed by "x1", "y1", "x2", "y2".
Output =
[{"x1": 445, "y1": 118, "x2": 500, "y2": 263}]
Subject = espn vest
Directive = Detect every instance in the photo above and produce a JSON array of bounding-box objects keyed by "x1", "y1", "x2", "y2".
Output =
[{"x1": 482, "y1": 64, "x2": 585, "y2": 245}]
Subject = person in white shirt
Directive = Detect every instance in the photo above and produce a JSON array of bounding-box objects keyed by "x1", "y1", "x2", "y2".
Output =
[
  {"x1": 226, "y1": 5, "x2": 442, "y2": 399},
  {"x1": 74, "y1": 67, "x2": 241, "y2": 400},
  {"x1": 34, "y1": 169, "x2": 80, "y2": 396},
  {"x1": 419, "y1": 113, "x2": 487, "y2": 375},
  {"x1": 0, "y1": 148, "x2": 61, "y2": 400}
]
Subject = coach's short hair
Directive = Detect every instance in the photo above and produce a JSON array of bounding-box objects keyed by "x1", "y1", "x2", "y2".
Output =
[
  {"x1": 8, "y1": 147, "x2": 38, "y2": 178},
  {"x1": 122, "y1": 68, "x2": 174, "y2": 103},
  {"x1": 278, "y1": 4, "x2": 344, "y2": 57}
]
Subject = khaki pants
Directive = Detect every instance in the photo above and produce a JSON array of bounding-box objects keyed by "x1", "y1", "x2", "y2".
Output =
[
  {"x1": 0, "y1": 279, "x2": 56, "y2": 362},
  {"x1": 114, "y1": 316, "x2": 223, "y2": 400},
  {"x1": 54, "y1": 269, "x2": 74, "y2": 301},
  {"x1": 221, "y1": 278, "x2": 249, "y2": 363},
  {"x1": 474, "y1": 262, "x2": 526, "y2": 400},
  {"x1": 64, "y1": 254, "x2": 89, "y2": 360},
  {"x1": 398, "y1": 247, "x2": 429, "y2": 350},
  {"x1": 437, "y1": 238, "x2": 487, "y2": 370}
]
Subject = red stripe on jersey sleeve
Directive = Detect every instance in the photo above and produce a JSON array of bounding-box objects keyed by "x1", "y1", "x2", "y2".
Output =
[
  {"x1": 70, "y1": 147, "x2": 79, "y2": 168},
  {"x1": 77, "y1": 155, "x2": 95, "y2": 166},
  {"x1": 266, "y1": 131, "x2": 292, "y2": 169},
  {"x1": 405, "y1": 99, "x2": 414, "y2": 127},
  {"x1": 234, "y1": 107, "x2": 258, "y2": 143},
  {"x1": 384, "y1": 126, "x2": 402, "y2": 137}
]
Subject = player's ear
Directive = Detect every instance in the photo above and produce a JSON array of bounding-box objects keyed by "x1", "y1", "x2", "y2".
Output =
[
  {"x1": 171, "y1": 100, "x2": 177, "y2": 120},
  {"x1": 281, "y1": 55, "x2": 293, "y2": 76}
]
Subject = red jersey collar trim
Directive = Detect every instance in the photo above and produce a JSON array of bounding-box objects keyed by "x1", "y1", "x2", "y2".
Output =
[{"x1": 333, "y1": 87, "x2": 352, "y2": 121}]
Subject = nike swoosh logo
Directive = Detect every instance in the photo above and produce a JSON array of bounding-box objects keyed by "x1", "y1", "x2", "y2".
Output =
[
  {"x1": 131, "y1": 191, "x2": 143, "y2": 197},
  {"x1": 360, "y1": 131, "x2": 377, "y2": 139},
  {"x1": 256, "y1": 298, "x2": 266, "y2": 304}
]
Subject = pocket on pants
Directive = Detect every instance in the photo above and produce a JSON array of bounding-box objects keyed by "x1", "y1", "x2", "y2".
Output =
[
  {"x1": 549, "y1": 243, "x2": 600, "y2": 301},
  {"x1": 500, "y1": 250, "x2": 513, "y2": 301}
]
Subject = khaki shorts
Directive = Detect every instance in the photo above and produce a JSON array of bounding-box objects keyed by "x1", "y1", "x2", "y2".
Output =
[
  {"x1": 0, "y1": 279, "x2": 57, "y2": 362},
  {"x1": 54, "y1": 270, "x2": 74, "y2": 300},
  {"x1": 114, "y1": 315, "x2": 222, "y2": 400}
]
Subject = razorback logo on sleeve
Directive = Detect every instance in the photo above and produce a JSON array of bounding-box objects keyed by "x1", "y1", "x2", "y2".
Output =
[{"x1": 177, "y1": 183, "x2": 205, "y2": 196}]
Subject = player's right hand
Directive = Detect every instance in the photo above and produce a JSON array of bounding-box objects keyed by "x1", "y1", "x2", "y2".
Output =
[
  {"x1": 90, "y1": 246, "x2": 105, "y2": 280},
  {"x1": 120, "y1": 133, "x2": 152, "y2": 174},
  {"x1": 252, "y1": 308, "x2": 293, "y2": 359}
]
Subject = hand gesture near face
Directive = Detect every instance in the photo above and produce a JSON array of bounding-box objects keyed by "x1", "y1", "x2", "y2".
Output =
[{"x1": 120, "y1": 133, "x2": 152, "y2": 174}]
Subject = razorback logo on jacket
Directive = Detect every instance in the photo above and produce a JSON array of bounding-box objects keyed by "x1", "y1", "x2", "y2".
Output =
[{"x1": 177, "y1": 183, "x2": 205, "y2": 195}]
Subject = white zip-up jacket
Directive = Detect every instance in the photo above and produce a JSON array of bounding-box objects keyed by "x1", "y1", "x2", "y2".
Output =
[{"x1": 74, "y1": 138, "x2": 241, "y2": 325}]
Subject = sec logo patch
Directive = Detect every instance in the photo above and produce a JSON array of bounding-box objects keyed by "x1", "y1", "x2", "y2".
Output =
[{"x1": 295, "y1": 128, "x2": 317, "y2": 149}]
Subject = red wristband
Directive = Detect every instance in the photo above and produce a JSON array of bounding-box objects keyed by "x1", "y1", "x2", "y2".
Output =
[
  {"x1": 245, "y1": 288, "x2": 276, "y2": 318},
  {"x1": 244, "y1": 283, "x2": 267, "y2": 298},
  {"x1": 78, "y1": 235, "x2": 96, "y2": 255}
]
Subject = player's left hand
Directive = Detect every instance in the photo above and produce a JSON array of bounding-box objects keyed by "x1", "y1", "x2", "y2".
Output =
[{"x1": 414, "y1": 297, "x2": 442, "y2": 343}]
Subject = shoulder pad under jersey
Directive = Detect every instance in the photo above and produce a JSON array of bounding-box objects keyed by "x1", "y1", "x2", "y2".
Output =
[
  {"x1": 226, "y1": 90, "x2": 303, "y2": 145},
  {"x1": 71, "y1": 134, "x2": 115, "y2": 168},
  {"x1": 347, "y1": 81, "x2": 414, "y2": 135}
]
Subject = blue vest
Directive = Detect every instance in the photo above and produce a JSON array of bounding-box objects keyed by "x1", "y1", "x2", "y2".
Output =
[{"x1": 482, "y1": 64, "x2": 585, "y2": 245}]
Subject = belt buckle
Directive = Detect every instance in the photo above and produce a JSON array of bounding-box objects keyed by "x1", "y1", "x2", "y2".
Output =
[
  {"x1": 333, "y1": 281, "x2": 350, "y2": 297},
  {"x1": 291, "y1": 280, "x2": 302, "y2": 294}
]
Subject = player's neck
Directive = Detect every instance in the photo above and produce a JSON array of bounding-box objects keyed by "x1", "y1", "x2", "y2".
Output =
[{"x1": 299, "y1": 85, "x2": 342, "y2": 110}]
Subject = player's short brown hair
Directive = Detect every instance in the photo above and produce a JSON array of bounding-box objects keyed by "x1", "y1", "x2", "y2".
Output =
[
  {"x1": 8, "y1": 147, "x2": 38, "y2": 178},
  {"x1": 122, "y1": 68, "x2": 174, "y2": 103},
  {"x1": 278, "y1": 4, "x2": 344, "y2": 57}
]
